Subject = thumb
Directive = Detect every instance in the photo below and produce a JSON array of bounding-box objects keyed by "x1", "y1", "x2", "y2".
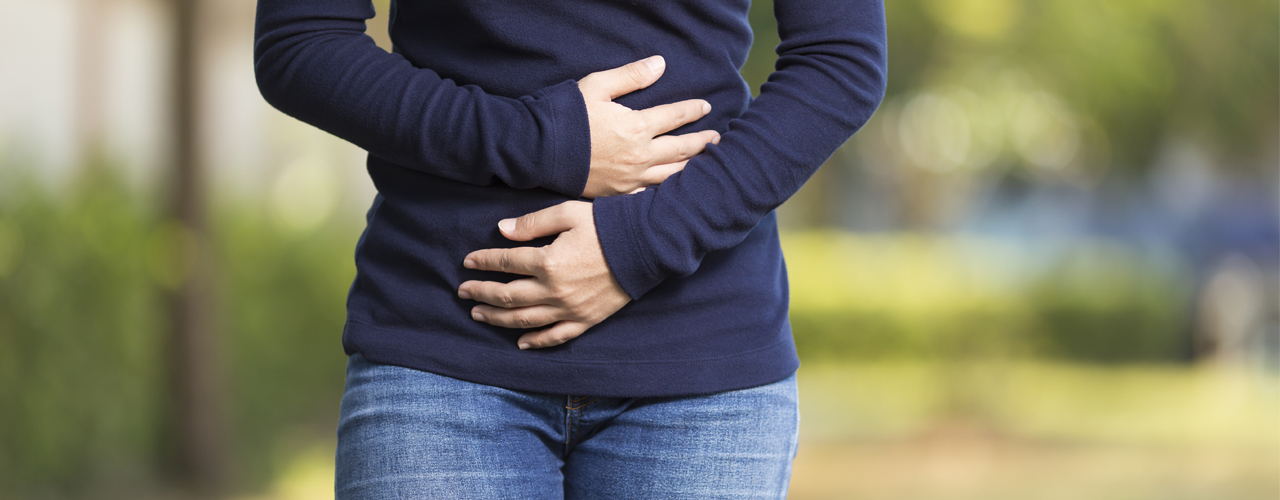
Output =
[
  {"x1": 499, "y1": 202, "x2": 585, "y2": 241},
  {"x1": 580, "y1": 56, "x2": 665, "y2": 101}
]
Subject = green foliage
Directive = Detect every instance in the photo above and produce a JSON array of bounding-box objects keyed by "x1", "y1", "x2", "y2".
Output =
[
  {"x1": 783, "y1": 232, "x2": 1192, "y2": 363},
  {"x1": 0, "y1": 164, "x2": 164, "y2": 494},
  {"x1": 1028, "y1": 243, "x2": 1191, "y2": 362},
  {"x1": 743, "y1": 0, "x2": 1279, "y2": 171},
  {"x1": 0, "y1": 164, "x2": 357, "y2": 496},
  {"x1": 216, "y1": 199, "x2": 356, "y2": 488}
]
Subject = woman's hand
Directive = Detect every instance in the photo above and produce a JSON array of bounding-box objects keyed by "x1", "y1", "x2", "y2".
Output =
[
  {"x1": 458, "y1": 201, "x2": 629, "y2": 350},
  {"x1": 579, "y1": 56, "x2": 720, "y2": 198},
  {"x1": 456, "y1": 58, "x2": 717, "y2": 348}
]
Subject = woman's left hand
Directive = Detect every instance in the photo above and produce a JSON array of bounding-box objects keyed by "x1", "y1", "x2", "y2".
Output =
[{"x1": 458, "y1": 201, "x2": 631, "y2": 350}]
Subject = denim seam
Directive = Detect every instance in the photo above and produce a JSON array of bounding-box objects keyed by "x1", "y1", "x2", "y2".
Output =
[
  {"x1": 573, "y1": 407, "x2": 581, "y2": 444},
  {"x1": 564, "y1": 395, "x2": 577, "y2": 453}
]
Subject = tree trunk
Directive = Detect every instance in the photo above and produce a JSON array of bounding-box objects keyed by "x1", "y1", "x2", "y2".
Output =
[
  {"x1": 75, "y1": 0, "x2": 107, "y2": 161},
  {"x1": 166, "y1": 0, "x2": 227, "y2": 494}
]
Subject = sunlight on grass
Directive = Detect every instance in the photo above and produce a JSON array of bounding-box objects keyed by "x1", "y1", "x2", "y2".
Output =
[
  {"x1": 233, "y1": 442, "x2": 335, "y2": 500},
  {"x1": 781, "y1": 231, "x2": 1183, "y2": 318},
  {"x1": 789, "y1": 361, "x2": 1280, "y2": 500}
]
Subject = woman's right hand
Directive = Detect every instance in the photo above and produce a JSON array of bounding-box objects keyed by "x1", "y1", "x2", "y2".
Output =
[{"x1": 578, "y1": 56, "x2": 721, "y2": 198}]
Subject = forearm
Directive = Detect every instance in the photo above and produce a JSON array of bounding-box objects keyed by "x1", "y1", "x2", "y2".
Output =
[
  {"x1": 253, "y1": 0, "x2": 590, "y2": 196},
  {"x1": 592, "y1": 0, "x2": 888, "y2": 299}
]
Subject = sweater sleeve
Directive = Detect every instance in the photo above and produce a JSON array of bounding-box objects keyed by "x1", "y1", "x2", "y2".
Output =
[
  {"x1": 591, "y1": 0, "x2": 887, "y2": 299},
  {"x1": 253, "y1": 0, "x2": 590, "y2": 197}
]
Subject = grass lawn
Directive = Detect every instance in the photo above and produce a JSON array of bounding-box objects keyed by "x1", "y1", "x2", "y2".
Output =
[{"x1": 788, "y1": 361, "x2": 1279, "y2": 500}]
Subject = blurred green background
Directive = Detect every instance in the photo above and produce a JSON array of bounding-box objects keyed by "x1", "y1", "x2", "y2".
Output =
[{"x1": 0, "y1": 0, "x2": 1276, "y2": 498}]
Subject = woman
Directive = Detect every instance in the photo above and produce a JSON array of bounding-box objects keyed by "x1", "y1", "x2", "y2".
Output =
[{"x1": 254, "y1": 0, "x2": 885, "y2": 497}]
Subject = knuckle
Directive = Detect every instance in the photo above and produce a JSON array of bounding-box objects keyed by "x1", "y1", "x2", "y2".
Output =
[
  {"x1": 682, "y1": 104, "x2": 697, "y2": 120},
  {"x1": 625, "y1": 63, "x2": 647, "y2": 86},
  {"x1": 516, "y1": 214, "x2": 536, "y2": 234},
  {"x1": 540, "y1": 254, "x2": 560, "y2": 274},
  {"x1": 557, "y1": 330, "x2": 582, "y2": 344},
  {"x1": 629, "y1": 117, "x2": 650, "y2": 137},
  {"x1": 621, "y1": 150, "x2": 647, "y2": 166},
  {"x1": 515, "y1": 314, "x2": 536, "y2": 329},
  {"x1": 497, "y1": 291, "x2": 516, "y2": 308}
]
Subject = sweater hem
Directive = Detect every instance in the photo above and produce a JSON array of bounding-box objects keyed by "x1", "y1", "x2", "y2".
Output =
[{"x1": 341, "y1": 317, "x2": 800, "y2": 398}]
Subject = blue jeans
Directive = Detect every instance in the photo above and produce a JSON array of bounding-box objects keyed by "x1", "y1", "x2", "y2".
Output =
[{"x1": 335, "y1": 353, "x2": 800, "y2": 499}]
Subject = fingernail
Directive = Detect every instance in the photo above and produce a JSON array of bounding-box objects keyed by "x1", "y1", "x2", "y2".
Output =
[
  {"x1": 464, "y1": 258, "x2": 476, "y2": 269},
  {"x1": 702, "y1": 101, "x2": 711, "y2": 114},
  {"x1": 458, "y1": 289, "x2": 471, "y2": 300},
  {"x1": 518, "y1": 343, "x2": 532, "y2": 350},
  {"x1": 472, "y1": 310, "x2": 485, "y2": 321},
  {"x1": 645, "y1": 56, "x2": 665, "y2": 74},
  {"x1": 712, "y1": 133, "x2": 721, "y2": 144},
  {"x1": 498, "y1": 218, "x2": 516, "y2": 234}
]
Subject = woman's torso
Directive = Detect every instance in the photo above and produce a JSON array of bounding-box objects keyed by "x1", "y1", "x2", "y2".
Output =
[{"x1": 342, "y1": 0, "x2": 799, "y2": 397}]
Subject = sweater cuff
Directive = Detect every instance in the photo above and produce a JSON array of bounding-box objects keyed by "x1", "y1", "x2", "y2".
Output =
[
  {"x1": 593, "y1": 191, "x2": 666, "y2": 300},
  {"x1": 529, "y1": 79, "x2": 591, "y2": 198}
]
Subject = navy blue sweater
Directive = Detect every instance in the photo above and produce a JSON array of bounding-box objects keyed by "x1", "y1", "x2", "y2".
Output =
[{"x1": 254, "y1": 0, "x2": 886, "y2": 397}]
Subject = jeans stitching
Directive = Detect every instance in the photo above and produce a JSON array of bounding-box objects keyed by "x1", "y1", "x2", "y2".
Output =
[
  {"x1": 565, "y1": 396, "x2": 601, "y2": 411},
  {"x1": 563, "y1": 396, "x2": 572, "y2": 451}
]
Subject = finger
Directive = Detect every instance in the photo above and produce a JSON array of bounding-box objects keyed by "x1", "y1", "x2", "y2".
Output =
[
  {"x1": 638, "y1": 161, "x2": 687, "y2": 186},
  {"x1": 458, "y1": 278, "x2": 552, "y2": 308},
  {"x1": 471, "y1": 304, "x2": 564, "y2": 330},
  {"x1": 497, "y1": 202, "x2": 587, "y2": 242},
  {"x1": 517, "y1": 321, "x2": 591, "y2": 350},
  {"x1": 645, "y1": 130, "x2": 719, "y2": 166},
  {"x1": 463, "y1": 247, "x2": 545, "y2": 276},
  {"x1": 637, "y1": 99, "x2": 712, "y2": 135},
  {"x1": 579, "y1": 56, "x2": 665, "y2": 100},
  {"x1": 628, "y1": 187, "x2": 647, "y2": 194}
]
